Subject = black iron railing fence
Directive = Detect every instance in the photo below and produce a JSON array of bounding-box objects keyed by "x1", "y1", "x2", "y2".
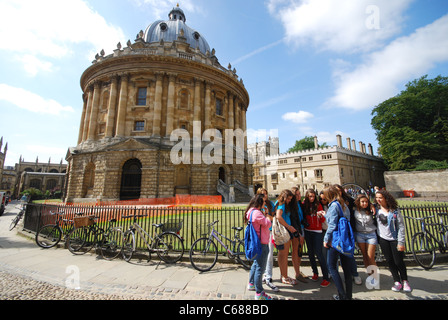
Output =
[{"x1": 23, "y1": 202, "x2": 448, "y2": 255}]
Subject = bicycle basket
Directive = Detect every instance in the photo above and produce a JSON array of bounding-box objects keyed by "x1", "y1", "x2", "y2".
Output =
[
  {"x1": 162, "y1": 220, "x2": 183, "y2": 233},
  {"x1": 74, "y1": 215, "x2": 95, "y2": 228}
]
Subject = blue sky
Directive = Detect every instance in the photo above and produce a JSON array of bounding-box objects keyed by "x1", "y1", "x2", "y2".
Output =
[{"x1": 1, "y1": 0, "x2": 447, "y2": 167}]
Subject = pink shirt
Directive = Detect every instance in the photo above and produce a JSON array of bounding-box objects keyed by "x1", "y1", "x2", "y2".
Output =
[{"x1": 246, "y1": 208, "x2": 272, "y2": 244}]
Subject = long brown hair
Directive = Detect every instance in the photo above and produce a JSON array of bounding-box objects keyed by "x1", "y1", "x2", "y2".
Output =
[
  {"x1": 375, "y1": 189, "x2": 398, "y2": 211},
  {"x1": 256, "y1": 187, "x2": 273, "y2": 213},
  {"x1": 244, "y1": 194, "x2": 264, "y2": 223},
  {"x1": 303, "y1": 188, "x2": 318, "y2": 216},
  {"x1": 354, "y1": 194, "x2": 372, "y2": 215},
  {"x1": 323, "y1": 185, "x2": 343, "y2": 206}
]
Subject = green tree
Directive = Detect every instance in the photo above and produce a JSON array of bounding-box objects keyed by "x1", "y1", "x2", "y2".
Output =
[
  {"x1": 287, "y1": 136, "x2": 328, "y2": 153},
  {"x1": 371, "y1": 75, "x2": 448, "y2": 170}
]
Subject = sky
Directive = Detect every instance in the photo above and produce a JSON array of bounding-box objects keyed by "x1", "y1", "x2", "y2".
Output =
[{"x1": 1, "y1": 0, "x2": 447, "y2": 167}]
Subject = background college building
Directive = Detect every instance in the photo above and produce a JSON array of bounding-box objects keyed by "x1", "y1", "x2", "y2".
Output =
[{"x1": 249, "y1": 135, "x2": 386, "y2": 196}]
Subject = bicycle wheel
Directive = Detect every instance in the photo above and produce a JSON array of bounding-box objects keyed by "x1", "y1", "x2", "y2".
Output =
[
  {"x1": 35, "y1": 225, "x2": 62, "y2": 248},
  {"x1": 189, "y1": 237, "x2": 218, "y2": 272},
  {"x1": 235, "y1": 239, "x2": 252, "y2": 270},
  {"x1": 155, "y1": 232, "x2": 184, "y2": 264},
  {"x1": 67, "y1": 227, "x2": 90, "y2": 255},
  {"x1": 122, "y1": 230, "x2": 135, "y2": 262},
  {"x1": 101, "y1": 228, "x2": 124, "y2": 261},
  {"x1": 9, "y1": 216, "x2": 20, "y2": 231},
  {"x1": 412, "y1": 232, "x2": 436, "y2": 270}
]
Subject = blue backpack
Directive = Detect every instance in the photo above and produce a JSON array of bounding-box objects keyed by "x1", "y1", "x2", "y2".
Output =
[
  {"x1": 245, "y1": 209, "x2": 262, "y2": 260},
  {"x1": 332, "y1": 201, "x2": 355, "y2": 257}
]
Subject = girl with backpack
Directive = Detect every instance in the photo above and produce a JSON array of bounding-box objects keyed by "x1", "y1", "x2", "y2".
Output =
[
  {"x1": 375, "y1": 190, "x2": 412, "y2": 293},
  {"x1": 245, "y1": 194, "x2": 273, "y2": 300},
  {"x1": 303, "y1": 189, "x2": 330, "y2": 287},
  {"x1": 323, "y1": 185, "x2": 353, "y2": 300}
]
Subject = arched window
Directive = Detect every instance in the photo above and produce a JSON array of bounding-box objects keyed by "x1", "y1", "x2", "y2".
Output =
[{"x1": 120, "y1": 159, "x2": 142, "y2": 200}]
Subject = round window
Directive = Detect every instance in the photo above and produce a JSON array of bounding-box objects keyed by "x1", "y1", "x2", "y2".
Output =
[
  {"x1": 193, "y1": 32, "x2": 200, "y2": 40},
  {"x1": 160, "y1": 23, "x2": 168, "y2": 32}
]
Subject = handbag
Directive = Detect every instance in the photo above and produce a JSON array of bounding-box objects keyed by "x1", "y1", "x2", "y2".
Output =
[{"x1": 272, "y1": 216, "x2": 290, "y2": 246}]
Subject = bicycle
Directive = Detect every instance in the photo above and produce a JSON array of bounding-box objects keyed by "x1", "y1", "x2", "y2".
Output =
[
  {"x1": 189, "y1": 220, "x2": 251, "y2": 272},
  {"x1": 9, "y1": 204, "x2": 26, "y2": 231},
  {"x1": 35, "y1": 211, "x2": 83, "y2": 248},
  {"x1": 406, "y1": 212, "x2": 448, "y2": 270},
  {"x1": 121, "y1": 214, "x2": 184, "y2": 264},
  {"x1": 66, "y1": 216, "x2": 125, "y2": 261}
]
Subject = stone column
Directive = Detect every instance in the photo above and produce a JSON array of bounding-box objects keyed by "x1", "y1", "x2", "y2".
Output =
[
  {"x1": 166, "y1": 73, "x2": 177, "y2": 136},
  {"x1": 234, "y1": 98, "x2": 240, "y2": 130},
  {"x1": 241, "y1": 106, "x2": 247, "y2": 148},
  {"x1": 152, "y1": 72, "x2": 164, "y2": 137},
  {"x1": 77, "y1": 94, "x2": 87, "y2": 145},
  {"x1": 116, "y1": 74, "x2": 129, "y2": 137},
  {"x1": 87, "y1": 81, "x2": 101, "y2": 141},
  {"x1": 105, "y1": 75, "x2": 118, "y2": 138},
  {"x1": 204, "y1": 82, "x2": 212, "y2": 130},
  {"x1": 228, "y1": 93, "x2": 234, "y2": 130},
  {"x1": 193, "y1": 78, "x2": 201, "y2": 122},
  {"x1": 82, "y1": 88, "x2": 93, "y2": 142}
]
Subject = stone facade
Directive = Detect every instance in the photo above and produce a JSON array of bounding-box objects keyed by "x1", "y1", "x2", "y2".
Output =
[
  {"x1": 251, "y1": 135, "x2": 386, "y2": 197},
  {"x1": 65, "y1": 6, "x2": 252, "y2": 202},
  {"x1": 384, "y1": 169, "x2": 448, "y2": 198}
]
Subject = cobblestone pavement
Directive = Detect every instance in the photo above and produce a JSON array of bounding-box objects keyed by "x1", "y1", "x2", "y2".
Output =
[{"x1": 1, "y1": 203, "x2": 448, "y2": 302}]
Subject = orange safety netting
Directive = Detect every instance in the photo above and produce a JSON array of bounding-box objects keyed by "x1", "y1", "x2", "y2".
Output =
[{"x1": 62, "y1": 195, "x2": 222, "y2": 208}]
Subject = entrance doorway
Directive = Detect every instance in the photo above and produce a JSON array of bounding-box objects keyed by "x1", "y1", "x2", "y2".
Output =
[
  {"x1": 219, "y1": 167, "x2": 226, "y2": 183},
  {"x1": 120, "y1": 159, "x2": 142, "y2": 200}
]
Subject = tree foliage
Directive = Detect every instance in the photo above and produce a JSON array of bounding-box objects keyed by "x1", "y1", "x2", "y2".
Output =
[
  {"x1": 371, "y1": 75, "x2": 448, "y2": 170},
  {"x1": 287, "y1": 136, "x2": 328, "y2": 153}
]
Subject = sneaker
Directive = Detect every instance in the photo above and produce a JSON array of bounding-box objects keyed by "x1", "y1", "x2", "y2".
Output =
[
  {"x1": 247, "y1": 283, "x2": 255, "y2": 291},
  {"x1": 311, "y1": 273, "x2": 319, "y2": 282},
  {"x1": 392, "y1": 282, "x2": 403, "y2": 292},
  {"x1": 296, "y1": 272, "x2": 308, "y2": 283},
  {"x1": 255, "y1": 291, "x2": 272, "y2": 300},
  {"x1": 403, "y1": 281, "x2": 412, "y2": 292},
  {"x1": 320, "y1": 279, "x2": 331, "y2": 288},
  {"x1": 265, "y1": 279, "x2": 279, "y2": 292},
  {"x1": 353, "y1": 275, "x2": 362, "y2": 285}
]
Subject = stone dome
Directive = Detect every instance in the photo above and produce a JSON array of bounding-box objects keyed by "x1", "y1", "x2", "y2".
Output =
[{"x1": 144, "y1": 5, "x2": 211, "y2": 55}]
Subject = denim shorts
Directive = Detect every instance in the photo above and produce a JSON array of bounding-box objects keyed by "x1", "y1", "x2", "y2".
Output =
[{"x1": 356, "y1": 232, "x2": 378, "y2": 245}]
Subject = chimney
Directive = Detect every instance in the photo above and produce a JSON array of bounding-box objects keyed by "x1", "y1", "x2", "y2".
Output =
[
  {"x1": 336, "y1": 135, "x2": 342, "y2": 147},
  {"x1": 347, "y1": 138, "x2": 351, "y2": 150},
  {"x1": 362, "y1": 143, "x2": 366, "y2": 154},
  {"x1": 359, "y1": 141, "x2": 363, "y2": 153},
  {"x1": 314, "y1": 136, "x2": 318, "y2": 149},
  {"x1": 352, "y1": 139, "x2": 356, "y2": 151},
  {"x1": 368, "y1": 143, "x2": 374, "y2": 156}
]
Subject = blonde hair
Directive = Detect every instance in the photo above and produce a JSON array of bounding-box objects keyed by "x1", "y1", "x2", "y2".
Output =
[{"x1": 323, "y1": 185, "x2": 344, "y2": 206}]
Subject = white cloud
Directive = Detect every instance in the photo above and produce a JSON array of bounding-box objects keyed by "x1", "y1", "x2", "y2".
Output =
[
  {"x1": 282, "y1": 110, "x2": 314, "y2": 123},
  {"x1": 267, "y1": 0, "x2": 412, "y2": 53},
  {"x1": 0, "y1": 0, "x2": 126, "y2": 75},
  {"x1": 0, "y1": 84, "x2": 75, "y2": 115},
  {"x1": 15, "y1": 54, "x2": 55, "y2": 77},
  {"x1": 328, "y1": 14, "x2": 448, "y2": 110}
]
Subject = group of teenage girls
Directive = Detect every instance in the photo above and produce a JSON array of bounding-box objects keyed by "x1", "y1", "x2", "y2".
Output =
[{"x1": 245, "y1": 184, "x2": 411, "y2": 300}]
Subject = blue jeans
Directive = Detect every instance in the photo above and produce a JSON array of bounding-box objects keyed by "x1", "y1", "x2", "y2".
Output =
[
  {"x1": 327, "y1": 247, "x2": 353, "y2": 300},
  {"x1": 249, "y1": 244, "x2": 269, "y2": 294},
  {"x1": 305, "y1": 230, "x2": 329, "y2": 280}
]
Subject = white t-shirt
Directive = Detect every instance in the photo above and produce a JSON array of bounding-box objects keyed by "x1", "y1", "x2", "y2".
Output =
[{"x1": 377, "y1": 208, "x2": 394, "y2": 241}]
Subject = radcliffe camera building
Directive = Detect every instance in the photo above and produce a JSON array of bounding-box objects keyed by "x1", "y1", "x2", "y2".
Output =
[{"x1": 65, "y1": 5, "x2": 252, "y2": 202}]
